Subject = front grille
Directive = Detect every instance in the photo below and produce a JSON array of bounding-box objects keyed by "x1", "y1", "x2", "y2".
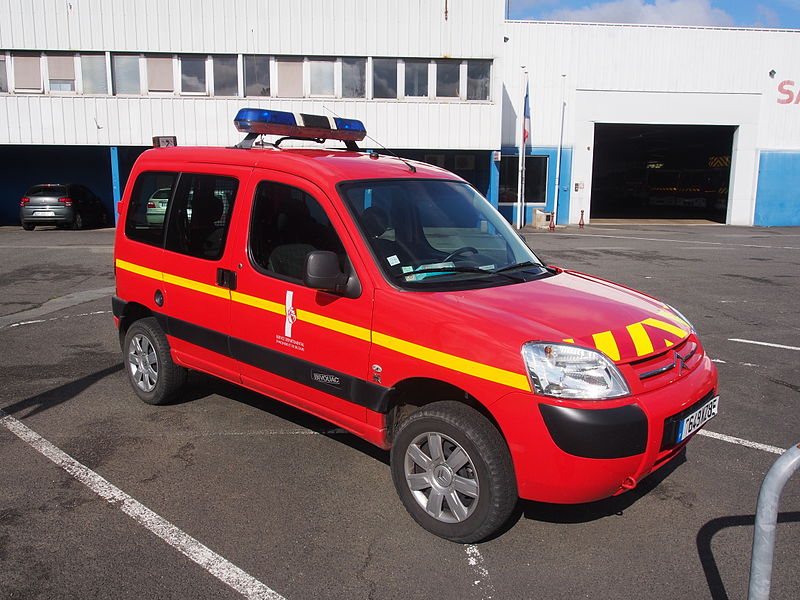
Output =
[
  {"x1": 624, "y1": 337, "x2": 704, "y2": 394},
  {"x1": 660, "y1": 388, "x2": 715, "y2": 451}
]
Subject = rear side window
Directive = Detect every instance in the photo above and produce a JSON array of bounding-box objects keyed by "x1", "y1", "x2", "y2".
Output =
[
  {"x1": 26, "y1": 185, "x2": 67, "y2": 197},
  {"x1": 249, "y1": 181, "x2": 344, "y2": 281},
  {"x1": 125, "y1": 172, "x2": 179, "y2": 246},
  {"x1": 164, "y1": 173, "x2": 238, "y2": 260}
]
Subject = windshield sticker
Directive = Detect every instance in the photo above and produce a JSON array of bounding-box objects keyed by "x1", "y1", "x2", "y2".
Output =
[
  {"x1": 387, "y1": 255, "x2": 400, "y2": 266},
  {"x1": 405, "y1": 261, "x2": 456, "y2": 282}
]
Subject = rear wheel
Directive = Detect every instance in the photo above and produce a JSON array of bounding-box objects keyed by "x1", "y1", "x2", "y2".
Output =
[
  {"x1": 390, "y1": 401, "x2": 518, "y2": 543},
  {"x1": 21, "y1": 222, "x2": 34, "y2": 231},
  {"x1": 71, "y1": 212, "x2": 84, "y2": 230},
  {"x1": 123, "y1": 317, "x2": 187, "y2": 405}
]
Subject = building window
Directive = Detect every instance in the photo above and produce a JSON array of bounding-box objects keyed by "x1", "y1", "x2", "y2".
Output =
[
  {"x1": 13, "y1": 52, "x2": 42, "y2": 92},
  {"x1": 373, "y1": 58, "x2": 397, "y2": 99},
  {"x1": 467, "y1": 60, "x2": 490, "y2": 100},
  {"x1": 146, "y1": 55, "x2": 173, "y2": 92},
  {"x1": 499, "y1": 156, "x2": 548, "y2": 204},
  {"x1": 244, "y1": 55, "x2": 270, "y2": 96},
  {"x1": 212, "y1": 55, "x2": 238, "y2": 96},
  {"x1": 47, "y1": 54, "x2": 75, "y2": 92},
  {"x1": 81, "y1": 54, "x2": 107, "y2": 94},
  {"x1": 404, "y1": 60, "x2": 428, "y2": 97},
  {"x1": 309, "y1": 58, "x2": 334, "y2": 96},
  {"x1": 342, "y1": 58, "x2": 365, "y2": 98},
  {"x1": 112, "y1": 54, "x2": 141, "y2": 95},
  {"x1": 436, "y1": 59, "x2": 460, "y2": 98},
  {"x1": 180, "y1": 55, "x2": 206, "y2": 94},
  {"x1": 0, "y1": 56, "x2": 9, "y2": 93},
  {"x1": 276, "y1": 57, "x2": 302, "y2": 97}
]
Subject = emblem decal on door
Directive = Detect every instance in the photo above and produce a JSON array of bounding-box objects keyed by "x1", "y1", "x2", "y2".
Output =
[{"x1": 276, "y1": 290, "x2": 305, "y2": 351}]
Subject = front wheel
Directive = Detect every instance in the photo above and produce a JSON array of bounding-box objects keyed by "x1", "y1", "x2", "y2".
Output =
[
  {"x1": 123, "y1": 317, "x2": 187, "y2": 405},
  {"x1": 390, "y1": 401, "x2": 518, "y2": 543},
  {"x1": 21, "y1": 222, "x2": 34, "y2": 231}
]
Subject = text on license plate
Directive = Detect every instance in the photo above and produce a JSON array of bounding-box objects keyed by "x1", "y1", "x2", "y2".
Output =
[
  {"x1": 678, "y1": 396, "x2": 719, "y2": 442},
  {"x1": 33, "y1": 211, "x2": 55, "y2": 217}
]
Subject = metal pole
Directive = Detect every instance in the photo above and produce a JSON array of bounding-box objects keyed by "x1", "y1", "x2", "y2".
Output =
[
  {"x1": 748, "y1": 442, "x2": 800, "y2": 600},
  {"x1": 553, "y1": 73, "x2": 566, "y2": 226},
  {"x1": 516, "y1": 68, "x2": 527, "y2": 229}
]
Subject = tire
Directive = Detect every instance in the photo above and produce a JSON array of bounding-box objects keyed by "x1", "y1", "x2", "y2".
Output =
[
  {"x1": 71, "y1": 212, "x2": 84, "y2": 230},
  {"x1": 123, "y1": 317, "x2": 187, "y2": 405},
  {"x1": 21, "y1": 222, "x2": 35, "y2": 231},
  {"x1": 390, "y1": 401, "x2": 518, "y2": 543}
]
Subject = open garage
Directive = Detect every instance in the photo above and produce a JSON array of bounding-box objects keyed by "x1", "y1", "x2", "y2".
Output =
[{"x1": 589, "y1": 124, "x2": 736, "y2": 222}]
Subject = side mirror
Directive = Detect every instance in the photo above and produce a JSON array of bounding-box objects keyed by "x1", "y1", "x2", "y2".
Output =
[{"x1": 303, "y1": 251, "x2": 350, "y2": 294}]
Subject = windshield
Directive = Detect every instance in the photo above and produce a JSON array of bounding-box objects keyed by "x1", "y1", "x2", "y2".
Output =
[{"x1": 340, "y1": 179, "x2": 548, "y2": 290}]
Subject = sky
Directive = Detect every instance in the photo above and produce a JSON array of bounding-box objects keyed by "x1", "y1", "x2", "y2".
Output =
[{"x1": 507, "y1": 0, "x2": 800, "y2": 29}]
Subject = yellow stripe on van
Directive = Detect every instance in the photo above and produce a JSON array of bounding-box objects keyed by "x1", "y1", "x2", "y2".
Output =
[
  {"x1": 162, "y1": 272, "x2": 230, "y2": 300},
  {"x1": 115, "y1": 258, "x2": 163, "y2": 282},
  {"x1": 297, "y1": 309, "x2": 371, "y2": 342},
  {"x1": 231, "y1": 290, "x2": 284, "y2": 315},
  {"x1": 372, "y1": 331, "x2": 531, "y2": 392},
  {"x1": 117, "y1": 259, "x2": 530, "y2": 391}
]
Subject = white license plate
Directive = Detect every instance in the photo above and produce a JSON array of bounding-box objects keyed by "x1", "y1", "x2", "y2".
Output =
[
  {"x1": 678, "y1": 395, "x2": 719, "y2": 442},
  {"x1": 33, "y1": 211, "x2": 55, "y2": 217}
]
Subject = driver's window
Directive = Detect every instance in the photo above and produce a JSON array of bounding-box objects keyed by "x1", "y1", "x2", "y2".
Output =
[{"x1": 249, "y1": 181, "x2": 345, "y2": 282}]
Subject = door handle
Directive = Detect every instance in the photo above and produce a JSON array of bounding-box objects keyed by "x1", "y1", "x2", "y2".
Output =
[{"x1": 216, "y1": 268, "x2": 237, "y2": 290}]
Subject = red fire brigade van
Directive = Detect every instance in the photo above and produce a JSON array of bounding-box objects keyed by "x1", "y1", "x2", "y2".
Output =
[{"x1": 113, "y1": 109, "x2": 718, "y2": 542}]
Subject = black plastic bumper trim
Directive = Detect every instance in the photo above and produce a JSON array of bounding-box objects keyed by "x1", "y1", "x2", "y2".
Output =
[{"x1": 538, "y1": 403, "x2": 648, "y2": 459}]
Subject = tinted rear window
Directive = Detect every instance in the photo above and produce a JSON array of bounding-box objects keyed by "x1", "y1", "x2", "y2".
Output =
[{"x1": 27, "y1": 185, "x2": 67, "y2": 196}]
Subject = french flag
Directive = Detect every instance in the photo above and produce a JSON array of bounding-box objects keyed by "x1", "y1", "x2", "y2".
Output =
[{"x1": 522, "y1": 80, "x2": 531, "y2": 145}]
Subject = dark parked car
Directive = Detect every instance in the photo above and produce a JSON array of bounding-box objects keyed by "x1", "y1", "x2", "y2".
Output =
[{"x1": 20, "y1": 184, "x2": 107, "y2": 230}]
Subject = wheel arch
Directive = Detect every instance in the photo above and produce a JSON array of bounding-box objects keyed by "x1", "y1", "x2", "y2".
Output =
[
  {"x1": 114, "y1": 299, "x2": 155, "y2": 349},
  {"x1": 383, "y1": 377, "x2": 507, "y2": 448}
]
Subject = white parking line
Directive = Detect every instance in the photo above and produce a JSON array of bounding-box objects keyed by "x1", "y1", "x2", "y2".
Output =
[
  {"x1": 464, "y1": 544, "x2": 496, "y2": 599},
  {"x1": 698, "y1": 430, "x2": 785, "y2": 455},
  {"x1": 728, "y1": 338, "x2": 800, "y2": 351},
  {"x1": 0, "y1": 409, "x2": 285, "y2": 600},
  {"x1": 555, "y1": 233, "x2": 800, "y2": 251}
]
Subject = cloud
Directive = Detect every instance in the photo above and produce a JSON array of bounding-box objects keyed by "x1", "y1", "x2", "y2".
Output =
[
  {"x1": 541, "y1": 0, "x2": 736, "y2": 27},
  {"x1": 754, "y1": 4, "x2": 781, "y2": 27}
]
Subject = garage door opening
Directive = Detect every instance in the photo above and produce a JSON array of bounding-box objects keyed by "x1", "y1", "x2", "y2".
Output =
[{"x1": 590, "y1": 124, "x2": 735, "y2": 222}]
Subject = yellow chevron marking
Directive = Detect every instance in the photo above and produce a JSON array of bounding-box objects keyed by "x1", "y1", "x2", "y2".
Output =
[
  {"x1": 563, "y1": 338, "x2": 575, "y2": 344},
  {"x1": 626, "y1": 322, "x2": 654, "y2": 357},
  {"x1": 642, "y1": 317, "x2": 688, "y2": 339},
  {"x1": 592, "y1": 330, "x2": 620, "y2": 361}
]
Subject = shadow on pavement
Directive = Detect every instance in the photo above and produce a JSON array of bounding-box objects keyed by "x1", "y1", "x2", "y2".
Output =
[
  {"x1": 696, "y1": 511, "x2": 800, "y2": 600},
  {"x1": 1, "y1": 363, "x2": 123, "y2": 419}
]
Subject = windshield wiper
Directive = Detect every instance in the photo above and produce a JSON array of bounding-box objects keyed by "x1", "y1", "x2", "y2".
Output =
[
  {"x1": 492, "y1": 261, "x2": 545, "y2": 274},
  {"x1": 394, "y1": 266, "x2": 525, "y2": 282}
]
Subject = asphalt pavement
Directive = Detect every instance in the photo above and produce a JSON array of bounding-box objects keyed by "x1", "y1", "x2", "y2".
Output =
[{"x1": 1, "y1": 223, "x2": 798, "y2": 599}]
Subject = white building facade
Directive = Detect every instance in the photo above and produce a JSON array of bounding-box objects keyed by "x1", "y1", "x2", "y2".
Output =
[{"x1": 0, "y1": 0, "x2": 798, "y2": 226}]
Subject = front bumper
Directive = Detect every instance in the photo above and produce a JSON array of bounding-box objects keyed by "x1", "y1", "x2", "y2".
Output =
[{"x1": 491, "y1": 354, "x2": 718, "y2": 503}]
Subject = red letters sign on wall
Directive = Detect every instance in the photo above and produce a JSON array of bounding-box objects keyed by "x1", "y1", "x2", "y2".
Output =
[{"x1": 777, "y1": 80, "x2": 800, "y2": 104}]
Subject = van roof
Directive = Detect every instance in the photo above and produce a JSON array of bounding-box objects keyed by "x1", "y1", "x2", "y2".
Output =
[{"x1": 134, "y1": 146, "x2": 460, "y2": 184}]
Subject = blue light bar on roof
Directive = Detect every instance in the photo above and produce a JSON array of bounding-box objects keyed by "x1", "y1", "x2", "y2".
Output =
[{"x1": 234, "y1": 108, "x2": 366, "y2": 141}]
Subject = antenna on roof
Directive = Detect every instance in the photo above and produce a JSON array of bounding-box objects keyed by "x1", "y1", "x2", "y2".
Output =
[{"x1": 322, "y1": 106, "x2": 416, "y2": 173}]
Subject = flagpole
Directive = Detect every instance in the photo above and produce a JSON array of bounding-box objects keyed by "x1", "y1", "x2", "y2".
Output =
[
  {"x1": 517, "y1": 69, "x2": 529, "y2": 229},
  {"x1": 553, "y1": 73, "x2": 566, "y2": 227}
]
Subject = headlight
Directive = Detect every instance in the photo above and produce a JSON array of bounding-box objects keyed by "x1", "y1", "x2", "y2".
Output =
[{"x1": 521, "y1": 342, "x2": 630, "y2": 400}]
